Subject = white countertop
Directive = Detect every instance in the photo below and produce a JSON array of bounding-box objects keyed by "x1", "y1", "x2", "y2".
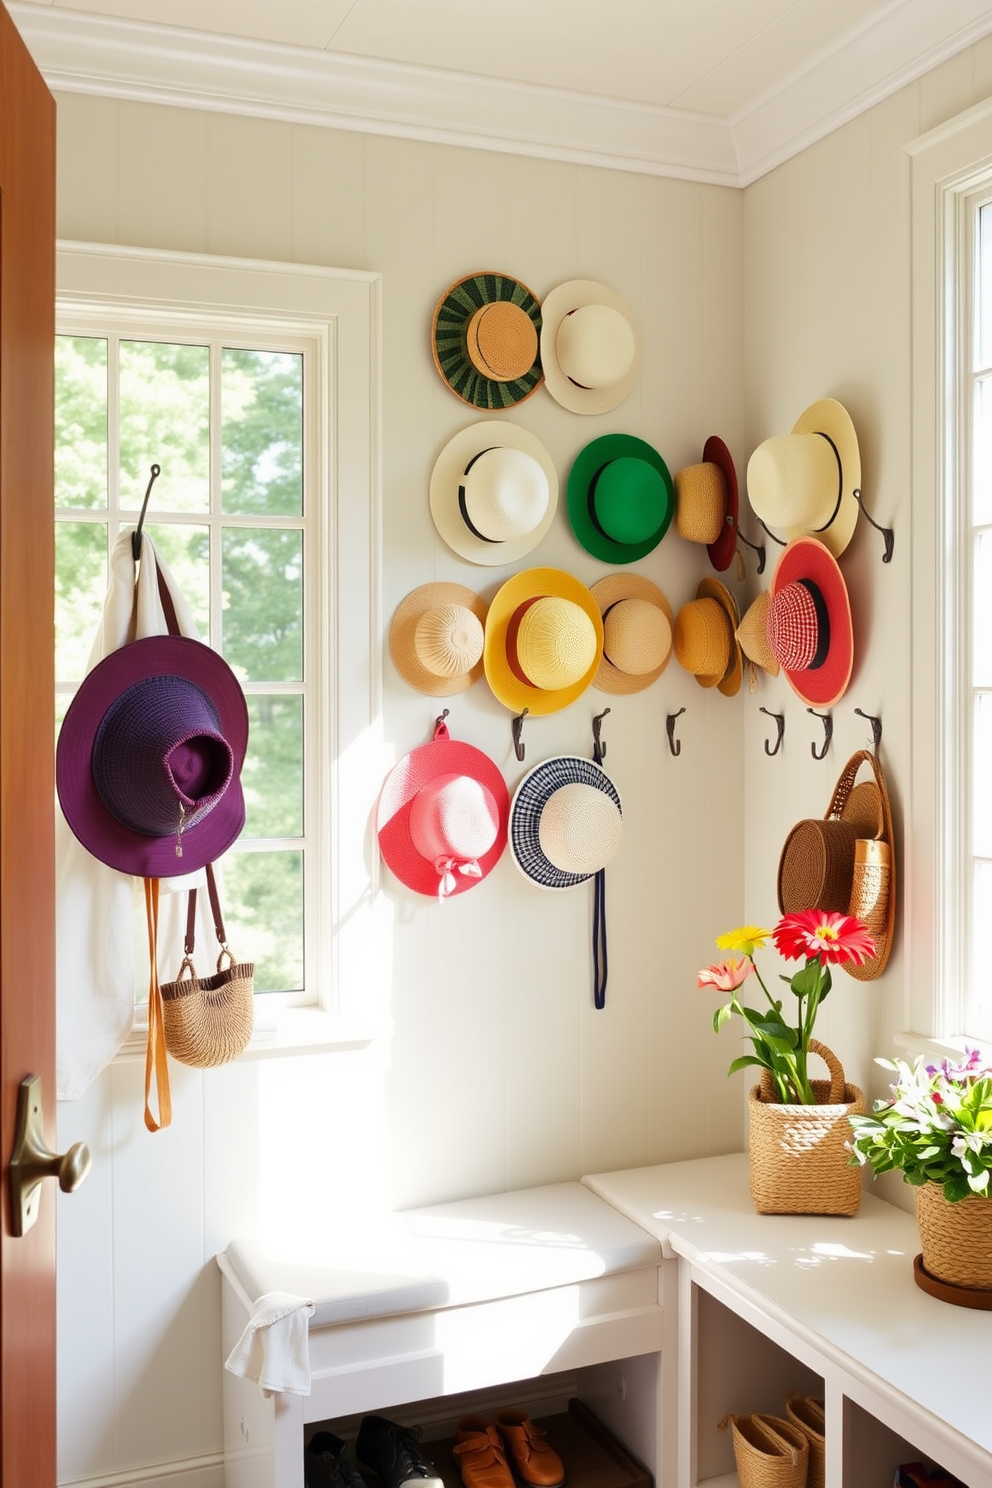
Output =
[{"x1": 582, "y1": 1153, "x2": 992, "y2": 1464}]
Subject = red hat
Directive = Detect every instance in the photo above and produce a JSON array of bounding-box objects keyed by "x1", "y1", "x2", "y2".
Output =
[
  {"x1": 768, "y1": 537, "x2": 853, "y2": 706},
  {"x1": 376, "y1": 718, "x2": 509, "y2": 900}
]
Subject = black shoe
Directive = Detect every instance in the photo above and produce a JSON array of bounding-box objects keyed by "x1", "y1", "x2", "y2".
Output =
[
  {"x1": 355, "y1": 1415, "x2": 444, "y2": 1488},
  {"x1": 306, "y1": 1432, "x2": 368, "y2": 1488}
]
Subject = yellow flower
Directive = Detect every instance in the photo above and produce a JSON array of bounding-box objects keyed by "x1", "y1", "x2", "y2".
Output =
[{"x1": 716, "y1": 925, "x2": 771, "y2": 956}]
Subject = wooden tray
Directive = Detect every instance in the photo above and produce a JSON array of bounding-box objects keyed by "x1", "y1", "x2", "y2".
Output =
[
  {"x1": 428, "y1": 1400, "x2": 652, "y2": 1488},
  {"x1": 913, "y1": 1253, "x2": 992, "y2": 1310}
]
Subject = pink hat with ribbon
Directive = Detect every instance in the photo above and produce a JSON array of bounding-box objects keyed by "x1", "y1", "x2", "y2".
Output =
[{"x1": 376, "y1": 716, "x2": 509, "y2": 900}]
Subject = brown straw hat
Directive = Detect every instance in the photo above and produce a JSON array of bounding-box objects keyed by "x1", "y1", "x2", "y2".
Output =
[
  {"x1": 589, "y1": 574, "x2": 674, "y2": 695},
  {"x1": 390, "y1": 583, "x2": 487, "y2": 697},
  {"x1": 673, "y1": 578, "x2": 742, "y2": 697}
]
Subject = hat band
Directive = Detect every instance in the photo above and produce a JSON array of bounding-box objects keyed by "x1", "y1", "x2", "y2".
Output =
[
  {"x1": 458, "y1": 448, "x2": 501, "y2": 544},
  {"x1": 810, "y1": 431, "x2": 843, "y2": 533},
  {"x1": 586, "y1": 463, "x2": 661, "y2": 548},
  {"x1": 798, "y1": 578, "x2": 831, "y2": 669}
]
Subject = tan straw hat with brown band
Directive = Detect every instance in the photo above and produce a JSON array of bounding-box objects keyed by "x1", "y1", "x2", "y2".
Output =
[
  {"x1": 673, "y1": 578, "x2": 742, "y2": 697},
  {"x1": 778, "y1": 747, "x2": 895, "y2": 980},
  {"x1": 589, "y1": 574, "x2": 673, "y2": 695},
  {"x1": 747, "y1": 397, "x2": 861, "y2": 558},
  {"x1": 389, "y1": 582, "x2": 487, "y2": 697}
]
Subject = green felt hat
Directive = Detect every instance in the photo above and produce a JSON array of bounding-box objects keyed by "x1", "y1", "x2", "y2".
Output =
[
  {"x1": 431, "y1": 271, "x2": 544, "y2": 410},
  {"x1": 566, "y1": 434, "x2": 674, "y2": 564}
]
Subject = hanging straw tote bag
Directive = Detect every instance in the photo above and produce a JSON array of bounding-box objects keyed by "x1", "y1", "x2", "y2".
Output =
[
  {"x1": 748, "y1": 1040, "x2": 865, "y2": 1216},
  {"x1": 160, "y1": 862, "x2": 254, "y2": 1068}
]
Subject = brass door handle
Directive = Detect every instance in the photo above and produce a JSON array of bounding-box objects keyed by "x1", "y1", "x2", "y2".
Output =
[{"x1": 9, "y1": 1074, "x2": 91, "y2": 1237}]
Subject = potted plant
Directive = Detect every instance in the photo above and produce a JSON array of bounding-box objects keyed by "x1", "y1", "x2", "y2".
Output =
[
  {"x1": 848, "y1": 1049, "x2": 992, "y2": 1295},
  {"x1": 698, "y1": 910, "x2": 876, "y2": 1216}
]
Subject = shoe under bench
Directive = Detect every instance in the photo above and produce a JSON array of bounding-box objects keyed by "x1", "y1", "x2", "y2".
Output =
[{"x1": 217, "y1": 1180, "x2": 669, "y2": 1488}]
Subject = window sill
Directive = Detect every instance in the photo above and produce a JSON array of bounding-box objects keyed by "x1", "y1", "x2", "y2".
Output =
[
  {"x1": 116, "y1": 1003, "x2": 377, "y2": 1064},
  {"x1": 893, "y1": 1029, "x2": 992, "y2": 1065}
]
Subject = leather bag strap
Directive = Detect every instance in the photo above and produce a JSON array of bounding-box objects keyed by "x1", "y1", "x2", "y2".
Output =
[{"x1": 143, "y1": 876, "x2": 173, "y2": 1132}]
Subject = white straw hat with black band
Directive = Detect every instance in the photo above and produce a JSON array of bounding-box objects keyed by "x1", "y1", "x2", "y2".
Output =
[
  {"x1": 747, "y1": 397, "x2": 861, "y2": 559},
  {"x1": 430, "y1": 421, "x2": 559, "y2": 566}
]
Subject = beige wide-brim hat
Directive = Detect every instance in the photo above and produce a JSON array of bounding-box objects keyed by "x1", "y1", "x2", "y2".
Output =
[
  {"x1": 389, "y1": 582, "x2": 488, "y2": 697},
  {"x1": 735, "y1": 591, "x2": 779, "y2": 677},
  {"x1": 539, "y1": 279, "x2": 641, "y2": 415},
  {"x1": 429, "y1": 420, "x2": 559, "y2": 566},
  {"x1": 673, "y1": 578, "x2": 742, "y2": 697},
  {"x1": 589, "y1": 574, "x2": 674, "y2": 695},
  {"x1": 747, "y1": 397, "x2": 861, "y2": 559}
]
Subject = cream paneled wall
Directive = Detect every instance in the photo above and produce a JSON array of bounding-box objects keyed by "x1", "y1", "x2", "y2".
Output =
[{"x1": 54, "y1": 97, "x2": 746, "y2": 1487}]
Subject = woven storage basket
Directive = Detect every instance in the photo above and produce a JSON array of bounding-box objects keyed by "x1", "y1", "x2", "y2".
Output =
[
  {"x1": 915, "y1": 1184, "x2": 992, "y2": 1290},
  {"x1": 785, "y1": 1396, "x2": 825, "y2": 1488},
  {"x1": 748, "y1": 1040, "x2": 864, "y2": 1216},
  {"x1": 718, "y1": 1414, "x2": 808, "y2": 1488}
]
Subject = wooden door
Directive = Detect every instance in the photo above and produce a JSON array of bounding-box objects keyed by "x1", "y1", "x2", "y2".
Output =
[{"x1": 0, "y1": 5, "x2": 57, "y2": 1486}]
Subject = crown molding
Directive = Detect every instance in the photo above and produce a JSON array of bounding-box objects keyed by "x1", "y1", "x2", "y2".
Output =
[{"x1": 10, "y1": 0, "x2": 992, "y2": 188}]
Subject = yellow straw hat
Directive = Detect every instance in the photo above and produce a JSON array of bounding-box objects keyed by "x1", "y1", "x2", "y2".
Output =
[
  {"x1": 484, "y1": 568, "x2": 603, "y2": 715},
  {"x1": 747, "y1": 398, "x2": 861, "y2": 558},
  {"x1": 673, "y1": 578, "x2": 742, "y2": 697},
  {"x1": 589, "y1": 574, "x2": 674, "y2": 695},
  {"x1": 389, "y1": 582, "x2": 487, "y2": 697}
]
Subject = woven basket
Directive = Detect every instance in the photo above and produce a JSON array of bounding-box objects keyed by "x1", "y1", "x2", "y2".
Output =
[
  {"x1": 785, "y1": 1396, "x2": 824, "y2": 1488},
  {"x1": 748, "y1": 1040, "x2": 864, "y2": 1216},
  {"x1": 718, "y1": 1414, "x2": 808, "y2": 1488},
  {"x1": 915, "y1": 1184, "x2": 992, "y2": 1290},
  {"x1": 161, "y1": 950, "x2": 254, "y2": 1069}
]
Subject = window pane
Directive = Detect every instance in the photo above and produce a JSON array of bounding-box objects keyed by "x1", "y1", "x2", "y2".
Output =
[
  {"x1": 222, "y1": 851, "x2": 303, "y2": 993},
  {"x1": 55, "y1": 522, "x2": 107, "y2": 682},
  {"x1": 56, "y1": 336, "x2": 108, "y2": 510},
  {"x1": 974, "y1": 377, "x2": 992, "y2": 527},
  {"x1": 972, "y1": 860, "x2": 992, "y2": 1038},
  {"x1": 144, "y1": 523, "x2": 210, "y2": 641},
  {"x1": 975, "y1": 694, "x2": 992, "y2": 858},
  {"x1": 222, "y1": 529, "x2": 303, "y2": 682},
  {"x1": 975, "y1": 529, "x2": 992, "y2": 687},
  {"x1": 119, "y1": 341, "x2": 209, "y2": 513},
  {"x1": 243, "y1": 696, "x2": 303, "y2": 837},
  {"x1": 222, "y1": 349, "x2": 303, "y2": 516}
]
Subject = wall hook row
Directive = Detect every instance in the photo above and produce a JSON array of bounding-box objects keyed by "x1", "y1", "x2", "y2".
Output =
[
  {"x1": 666, "y1": 708, "x2": 685, "y2": 758},
  {"x1": 759, "y1": 707, "x2": 785, "y2": 756},
  {"x1": 853, "y1": 489, "x2": 894, "y2": 564},
  {"x1": 854, "y1": 707, "x2": 883, "y2": 752},
  {"x1": 511, "y1": 707, "x2": 529, "y2": 763},
  {"x1": 807, "y1": 707, "x2": 833, "y2": 760}
]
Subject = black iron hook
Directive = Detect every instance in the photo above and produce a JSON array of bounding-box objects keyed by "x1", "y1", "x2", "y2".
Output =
[
  {"x1": 807, "y1": 707, "x2": 833, "y2": 760},
  {"x1": 592, "y1": 707, "x2": 611, "y2": 765},
  {"x1": 735, "y1": 520, "x2": 766, "y2": 576},
  {"x1": 759, "y1": 707, "x2": 785, "y2": 756},
  {"x1": 666, "y1": 708, "x2": 685, "y2": 758},
  {"x1": 131, "y1": 463, "x2": 161, "y2": 560},
  {"x1": 756, "y1": 517, "x2": 787, "y2": 548},
  {"x1": 511, "y1": 708, "x2": 529, "y2": 763},
  {"x1": 435, "y1": 708, "x2": 449, "y2": 730},
  {"x1": 853, "y1": 489, "x2": 894, "y2": 564},
  {"x1": 854, "y1": 707, "x2": 883, "y2": 752}
]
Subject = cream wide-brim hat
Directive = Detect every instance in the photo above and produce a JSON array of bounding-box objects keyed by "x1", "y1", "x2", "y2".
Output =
[
  {"x1": 747, "y1": 397, "x2": 861, "y2": 559},
  {"x1": 539, "y1": 279, "x2": 641, "y2": 415},
  {"x1": 429, "y1": 420, "x2": 559, "y2": 566},
  {"x1": 389, "y1": 582, "x2": 488, "y2": 697},
  {"x1": 590, "y1": 574, "x2": 674, "y2": 695}
]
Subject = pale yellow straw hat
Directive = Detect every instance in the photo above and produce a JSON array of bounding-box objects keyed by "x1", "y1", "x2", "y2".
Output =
[
  {"x1": 389, "y1": 582, "x2": 488, "y2": 697},
  {"x1": 590, "y1": 574, "x2": 674, "y2": 695},
  {"x1": 747, "y1": 397, "x2": 861, "y2": 558},
  {"x1": 539, "y1": 280, "x2": 640, "y2": 415},
  {"x1": 673, "y1": 578, "x2": 742, "y2": 697},
  {"x1": 484, "y1": 568, "x2": 603, "y2": 715}
]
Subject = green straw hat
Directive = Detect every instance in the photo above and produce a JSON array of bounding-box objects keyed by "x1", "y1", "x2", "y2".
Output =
[
  {"x1": 566, "y1": 433, "x2": 674, "y2": 564},
  {"x1": 431, "y1": 271, "x2": 543, "y2": 410}
]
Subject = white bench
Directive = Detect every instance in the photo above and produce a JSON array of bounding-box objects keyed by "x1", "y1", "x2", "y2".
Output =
[{"x1": 217, "y1": 1181, "x2": 665, "y2": 1488}]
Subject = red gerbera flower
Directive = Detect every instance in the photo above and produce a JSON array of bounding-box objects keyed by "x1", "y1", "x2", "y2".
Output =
[{"x1": 772, "y1": 909, "x2": 876, "y2": 966}]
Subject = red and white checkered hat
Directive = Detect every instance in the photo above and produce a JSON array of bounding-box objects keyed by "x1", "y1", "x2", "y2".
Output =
[{"x1": 767, "y1": 537, "x2": 853, "y2": 706}]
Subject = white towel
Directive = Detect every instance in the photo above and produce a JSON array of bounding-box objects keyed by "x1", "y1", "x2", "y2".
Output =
[
  {"x1": 225, "y1": 1290, "x2": 316, "y2": 1397},
  {"x1": 56, "y1": 531, "x2": 217, "y2": 1100}
]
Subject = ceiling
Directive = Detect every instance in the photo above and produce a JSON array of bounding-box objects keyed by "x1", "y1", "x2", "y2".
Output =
[{"x1": 11, "y1": 0, "x2": 992, "y2": 185}]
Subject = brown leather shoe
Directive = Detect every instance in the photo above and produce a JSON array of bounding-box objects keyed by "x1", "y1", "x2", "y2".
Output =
[
  {"x1": 454, "y1": 1417, "x2": 515, "y2": 1488},
  {"x1": 493, "y1": 1412, "x2": 564, "y2": 1488}
]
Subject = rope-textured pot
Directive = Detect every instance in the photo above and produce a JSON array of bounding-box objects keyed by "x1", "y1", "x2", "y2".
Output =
[
  {"x1": 718, "y1": 1414, "x2": 808, "y2": 1488},
  {"x1": 748, "y1": 1039, "x2": 864, "y2": 1215},
  {"x1": 785, "y1": 1395, "x2": 825, "y2": 1488},
  {"x1": 915, "y1": 1184, "x2": 992, "y2": 1290}
]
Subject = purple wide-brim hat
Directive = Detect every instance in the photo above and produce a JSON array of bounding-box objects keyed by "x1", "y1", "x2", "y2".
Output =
[{"x1": 57, "y1": 635, "x2": 249, "y2": 877}]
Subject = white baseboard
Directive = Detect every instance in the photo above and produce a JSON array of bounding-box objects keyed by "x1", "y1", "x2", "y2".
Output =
[{"x1": 59, "y1": 1452, "x2": 224, "y2": 1488}]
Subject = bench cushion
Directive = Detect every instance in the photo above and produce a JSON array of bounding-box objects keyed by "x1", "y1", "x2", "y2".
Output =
[{"x1": 222, "y1": 1180, "x2": 661, "y2": 1329}]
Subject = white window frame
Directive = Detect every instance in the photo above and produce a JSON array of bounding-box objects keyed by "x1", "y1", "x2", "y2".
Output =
[
  {"x1": 908, "y1": 102, "x2": 992, "y2": 1057},
  {"x1": 57, "y1": 241, "x2": 382, "y2": 1054}
]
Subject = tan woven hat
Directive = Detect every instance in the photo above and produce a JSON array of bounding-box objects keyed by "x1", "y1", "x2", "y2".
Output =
[
  {"x1": 389, "y1": 582, "x2": 487, "y2": 696},
  {"x1": 430, "y1": 420, "x2": 558, "y2": 566},
  {"x1": 673, "y1": 578, "x2": 742, "y2": 697},
  {"x1": 735, "y1": 592, "x2": 779, "y2": 677},
  {"x1": 747, "y1": 397, "x2": 861, "y2": 558},
  {"x1": 539, "y1": 280, "x2": 640, "y2": 415},
  {"x1": 674, "y1": 463, "x2": 725, "y2": 546},
  {"x1": 589, "y1": 574, "x2": 673, "y2": 695}
]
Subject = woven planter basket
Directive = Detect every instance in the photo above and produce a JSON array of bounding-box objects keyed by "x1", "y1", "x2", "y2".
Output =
[
  {"x1": 785, "y1": 1395, "x2": 825, "y2": 1488},
  {"x1": 915, "y1": 1184, "x2": 992, "y2": 1290},
  {"x1": 718, "y1": 1414, "x2": 808, "y2": 1488},
  {"x1": 748, "y1": 1039, "x2": 864, "y2": 1216}
]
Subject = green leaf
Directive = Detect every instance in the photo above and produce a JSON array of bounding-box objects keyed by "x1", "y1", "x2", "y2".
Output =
[
  {"x1": 712, "y1": 1003, "x2": 733, "y2": 1034},
  {"x1": 727, "y1": 1055, "x2": 767, "y2": 1076}
]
